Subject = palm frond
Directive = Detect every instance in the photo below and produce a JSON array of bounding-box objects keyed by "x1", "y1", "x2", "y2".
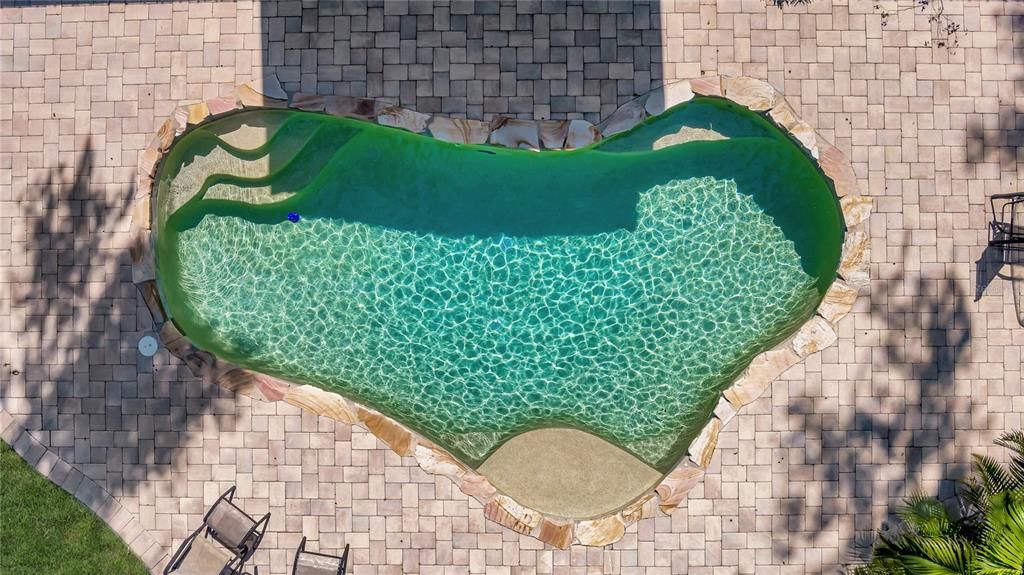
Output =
[
  {"x1": 1006, "y1": 454, "x2": 1024, "y2": 489},
  {"x1": 898, "y1": 552, "x2": 971, "y2": 574},
  {"x1": 852, "y1": 431, "x2": 1024, "y2": 575},
  {"x1": 958, "y1": 477, "x2": 990, "y2": 520},
  {"x1": 850, "y1": 558, "x2": 906, "y2": 575},
  {"x1": 972, "y1": 454, "x2": 1016, "y2": 499},
  {"x1": 973, "y1": 489, "x2": 1024, "y2": 575},
  {"x1": 994, "y1": 430, "x2": 1024, "y2": 459},
  {"x1": 899, "y1": 536, "x2": 974, "y2": 575},
  {"x1": 874, "y1": 525, "x2": 974, "y2": 575},
  {"x1": 897, "y1": 494, "x2": 956, "y2": 537},
  {"x1": 994, "y1": 430, "x2": 1024, "y2": 488}
]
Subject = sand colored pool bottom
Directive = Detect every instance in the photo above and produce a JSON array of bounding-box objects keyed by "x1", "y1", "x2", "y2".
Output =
[{"x1": 478, "y1": 429, "x2": 663, "y2": 518}]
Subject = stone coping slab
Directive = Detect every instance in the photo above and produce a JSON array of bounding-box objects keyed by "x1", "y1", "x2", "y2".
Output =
[{"x1": 130, "y1": 73, "x2": 870, "y2": 548}]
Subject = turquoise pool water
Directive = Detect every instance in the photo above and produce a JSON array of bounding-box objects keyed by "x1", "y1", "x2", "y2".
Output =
[{"x1": 155, "y1": 98, "x2": 844, "y2": 471}]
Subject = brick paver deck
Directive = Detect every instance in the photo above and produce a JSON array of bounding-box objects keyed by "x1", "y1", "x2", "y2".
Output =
[{"x1": 1, "y1": 1, "x2": 1021, "y2": 573}]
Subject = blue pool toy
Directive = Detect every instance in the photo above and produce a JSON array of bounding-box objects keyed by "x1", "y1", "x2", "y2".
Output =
[{"x1": 287, "y1": 211, "x2": 301, "y2": 222}]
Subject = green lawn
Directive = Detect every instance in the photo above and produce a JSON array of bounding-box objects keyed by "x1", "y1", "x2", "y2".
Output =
[{"x1": 0, "y1": 440, "x2": 150, "y2": 575}]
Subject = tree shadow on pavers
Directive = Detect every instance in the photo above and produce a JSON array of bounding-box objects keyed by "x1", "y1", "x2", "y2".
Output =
[
  {"x1": 260, "y1": 0, "x2": 663, "y2": 126},
  {"x1": 772, "y1": 247, "x2": 973, "y2": 571},
  {"x1": 974, "y1": 244, "x2": 1004, "y2": 302},
  {"x1": 965, "y1": 13, "x2": 1022, "y2": 172},
  {"x1": 967, "y1": 14, "x2": 1023, "y2": 323},
  {"x1": 3, "y1": 139, "x2": 225, "y2": 533},
  {"x1": 6, "y1": 0, "x2": 174, "y2": 4},
  {"x1": 966, "y1": 114, "x2": 1022, "y2": 172}
]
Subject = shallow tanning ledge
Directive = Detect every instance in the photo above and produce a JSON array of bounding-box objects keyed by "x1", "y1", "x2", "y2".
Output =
[{"x1": 477, "y1": 428, "x2": 663, "y2": 519}]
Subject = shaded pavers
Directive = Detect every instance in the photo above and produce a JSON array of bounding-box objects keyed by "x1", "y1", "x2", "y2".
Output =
[{"x1": 1, "y1": 1, "x2": 1022, "y2": 573}]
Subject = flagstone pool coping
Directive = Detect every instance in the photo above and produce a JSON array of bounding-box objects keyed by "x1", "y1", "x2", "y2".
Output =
[{"x1": 129, "y1": 72, "x2": 870, "y2": 548}]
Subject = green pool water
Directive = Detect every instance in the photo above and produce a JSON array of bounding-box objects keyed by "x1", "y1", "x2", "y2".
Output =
[{"x1": 155, "y1": 98, "x2": 843, "y2": 472}]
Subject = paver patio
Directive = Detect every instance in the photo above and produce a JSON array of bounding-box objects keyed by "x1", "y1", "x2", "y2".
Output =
[{"x1": 1, "y1": 0, "x2": 1022, "y2": 573}]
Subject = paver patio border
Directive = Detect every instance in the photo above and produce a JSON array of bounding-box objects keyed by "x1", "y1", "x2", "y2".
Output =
[
  {"x1": 128, "y1": 73, "x2": 871, "y2": 548},
  {"x1": 0, "y1": 407, "x2": 170, "y2": 573}
]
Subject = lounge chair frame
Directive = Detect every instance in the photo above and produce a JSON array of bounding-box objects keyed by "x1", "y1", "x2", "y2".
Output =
[
  {"x1": 291, "y1": 536, "x2": 350, "y2": 575},
  {"x1": 989, "y1": 192, "x2": 1024, "y2": 253},
  {"x1": 164, "y1": 485, "x2": 271, "y2": 575}
]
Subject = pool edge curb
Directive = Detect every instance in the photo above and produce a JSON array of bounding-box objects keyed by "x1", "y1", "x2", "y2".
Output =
[{"x1": 130, "y1": 73, "x2": 870, "y2": 549}]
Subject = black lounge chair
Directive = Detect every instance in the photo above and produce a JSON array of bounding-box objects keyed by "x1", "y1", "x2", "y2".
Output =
[
  {"x1": 164, "y1": 486, "x2": 270, "y2": 575},
  {"x1": 983, "y1": 191, "x2": 1024, "y2": 326},
  {"x1": 291, "y1": 537, "x2": 350, "y2": 575},
  {"x1": 989, "y1": 192, "x2": 1024, "y2": 253}
]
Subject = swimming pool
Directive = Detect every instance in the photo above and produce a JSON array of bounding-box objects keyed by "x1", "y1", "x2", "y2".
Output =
[{"x1": 153, "y1": 96, "x2": 844, "y2": 474}]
